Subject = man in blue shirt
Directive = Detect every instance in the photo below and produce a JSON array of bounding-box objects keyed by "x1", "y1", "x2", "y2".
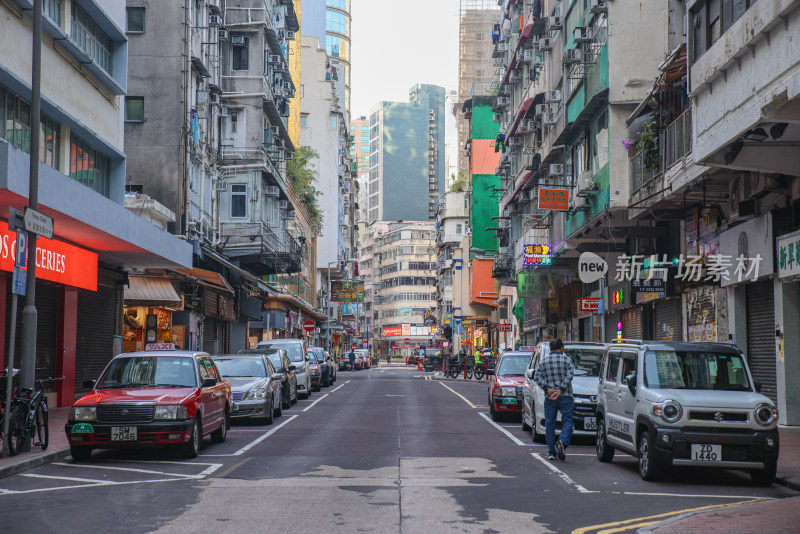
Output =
[{"x1": 534, "y1": 338, "x2": 575, "y2": 461}]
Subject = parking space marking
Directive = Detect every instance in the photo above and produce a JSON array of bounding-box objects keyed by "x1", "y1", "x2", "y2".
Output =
[
  {"x1": 53, "y1": 462, "x2": 198, "y2": 479},
  {"x1": 303, "y1": 393, "x2": 329, "y2": 412},
  {"x1": 22, "y1": 473, "x2": 115, "y2": 485},
  {"x1": 439, "y1": 382, "x2": 478, "y2": 409},
  {"x1": 201, "y1": 415, "x2": 298, "y2": 457},
  {"x1": 571, "y1": 499, "x2": 764, "y2": 534},
  {"x1": 531, "y1": 453, "x2": 598, "y2": 494},
  {"x1": 328, "y1": 380, "x2": 350, "y2": 393}
]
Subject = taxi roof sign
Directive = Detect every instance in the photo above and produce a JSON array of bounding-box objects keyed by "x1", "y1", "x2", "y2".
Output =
[{"x1": 145, "y1": 343, "x2": 176, "y2": 351}]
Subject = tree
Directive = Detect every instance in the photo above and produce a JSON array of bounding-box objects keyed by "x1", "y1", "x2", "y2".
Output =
[
  {"x1": 449, "y1": 172, "x2": 468, "y2": 192},
  {"x1": 287, "y1": 147, "x2": 323, "y2": 229}
]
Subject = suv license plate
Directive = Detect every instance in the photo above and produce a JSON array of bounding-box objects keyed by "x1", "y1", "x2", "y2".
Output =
[
  {"x1": 691, "y1": 444, "x2": 721, "y2": 461},
  {"x1": 111, "y1": 427, "x2": 138, "y2": 441},
  {"x1": 584, "y1": 417, "x2": 597, "y2": 430}
]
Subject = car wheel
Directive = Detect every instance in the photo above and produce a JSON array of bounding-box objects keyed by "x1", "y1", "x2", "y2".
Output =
[
  {"x1": 751, "y1": 464, "x2": 777, "y2": 486},
  {"x1": 521, "y1": 411, "x2": 531, "y2": 432},
  {"x1": 490, "y1": 397, "x2": 502, "y2": 422},
  {"x1": 211, "y1": 409, "x2": 229, "y2": 443},
  {"x1": 264, "y1": 395, "x2": 274, "y2": 425},
  {"x1": 70, "y1": 445, "x2": 92, "y2": 462},
  {"x1": 596, "y1": 419, "x2": 615, "y2": 462},
  {"x1": 638, "y1": 430, "x2": 661, "y2": 481},
  {"x1": 182, "y1": 417, "x2": 202, "y2": 458},
  {"x1": 282, "y1": 389, "x2": 290, "y2": 409},
  {"x1": 531, "y1": 403, "x2": 545, "y2": 443}
]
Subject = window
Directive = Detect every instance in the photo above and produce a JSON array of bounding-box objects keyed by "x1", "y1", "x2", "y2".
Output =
[
  {"x1": 361, "y1": 135, "x2": 369, "y2": 143},
  {"x1": 230, "y1": 184, "x2": 247, "y2": 218},
  {"x1": 331, "y1": 116, "x2": 337, "y2": 130},
  {"x1": 1, "y1": 87, "x2": 61, "y2": 170},
  {"x1": 231, "y1": 111, "x2": 238, "y2": 132},
  {"x1": 232, "y1": 37, "x2": 249, "y2": 70},
  {"x1": 71, "y1": 3, "x2": 113, "y2": 74},
  {"x1": 691, "y1": 0, "x2": 758, "y2": 61},
  {"x1": 70, "y1": 134, "x2": 110, "y2": 197},
  {"x1": 126, "y1": 7, "x2": 145, "y2": 33},
  {"x1": 125, "y1": 97, "x2": 144, "y2": 122},
  {"x1": 361, "y1": 126, "x2": 369, "y2": 133},
  {"x1": 605, "y1": 352, "x2": 621, "y2": 382},
  {"x1": 456, "y1": 224, "x2": 462, "y2": 234},
  {"x1": 43, "y1": 0, "x2": 62, "y2": 25},
  {"x1": 349, "y1": 125, "x2": 355, "y2": 132},
  {"x1": 40, "y1": 116, "x2": 59, "y2": 170},
  {"x1": 361, "y1": 144, "x2": 369, "y2": 152},
  {"x1": 300, "y1": 114, "x2": 308, "y2": 127}
]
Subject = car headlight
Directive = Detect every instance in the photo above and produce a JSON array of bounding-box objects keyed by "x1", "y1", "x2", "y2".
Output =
[
  {"x1": 246, "y1": 388, "x2": 268, "y2": 400},
  {"x1": 754, "y1": 403, "x2": 777, "y2": 426},
  {"x1": 70, "y1": 406, "x2": 96, "y2": 422},
  {"x1": 499, "y1": 387, "x2": 516, "y2": 396},
  {"x1": 652, "y1": 400, "x2": 682, "y2": 423},
  {"x1": 155, "y1": 405, "x2": 188, "y2": 420}
]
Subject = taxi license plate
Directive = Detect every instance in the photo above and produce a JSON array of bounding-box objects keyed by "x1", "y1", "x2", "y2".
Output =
[
  {"x1": 502, "y1": 398, "x2": 517, "y2": 405},
  {"x1": 584, "y1": 417, "x2": 597, "y2": 430},
  {"x1": 111, "y1": 427, "x2": 138, "y2": 441},
  {"x1": 691, "y1": 444, "x2": 721, "y2": 461}
]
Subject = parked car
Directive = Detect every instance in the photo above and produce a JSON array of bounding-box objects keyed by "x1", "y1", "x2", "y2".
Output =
[
  {"x1": 422, "y1": 348, "x2": 444, "y2": 372},
  {"x1": 308, "y1": 351, "x2": 322, "y2": 391},
  {"x1": 240, "y1": 348, "x2": 297, "y2": 408},
  {"x1": 309, "y1": 347, "x2": 333, "y2": 386},
  {"x1": 522, "y1": 342, "x2": 607, "y2": 443},
  {"x1": 486, "y1": 352, "x2": 529, "y2": 421},
  {"x1": 595, "y1": 341, "x2": 779, "y2": 485},
  {"x1": 257, "y1": 339, "x2": 312, "y2": 399},
  {"x1": 212, "y1": 354, "x2": 282, "y2": 424},
  {"x1": 356, "y1": 349, "x2": 370, "y2": 369},
  {"x1": 65, "y1": 350, "x2": 230, "y2": 461},
  {"x1": 339, "y1": 353, "x2": 352, "y2": 371}
]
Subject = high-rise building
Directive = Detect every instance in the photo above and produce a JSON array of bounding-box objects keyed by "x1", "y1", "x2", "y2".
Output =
[
  {"x1": 456, "y1": 1, "x2": 500, "y2": 179},
  {"x1": 349, "y1": 116, "x2": 370, "y2": 175},
  {"x1": 301, "y1": 0, "x2": 352, "y2": 117},
  {"x1": 367, "y1": 84, "x2": 446, "y2": 223}
]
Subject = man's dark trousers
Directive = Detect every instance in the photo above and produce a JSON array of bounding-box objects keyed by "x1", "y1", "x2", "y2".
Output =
[{"x1": 544, "y1": 395, "x2": 574, "y2": 455}]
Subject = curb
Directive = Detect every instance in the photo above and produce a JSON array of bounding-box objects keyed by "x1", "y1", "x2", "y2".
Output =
[
  {"x1": 776, "y1": 475, "x2": 800, "y2": 492},
  {"x1": 0, "y1": 447, "x2": 71, "y2": 480},
  {"x1": 636, "y1": 507, "x2": 709, "y2": 534}
]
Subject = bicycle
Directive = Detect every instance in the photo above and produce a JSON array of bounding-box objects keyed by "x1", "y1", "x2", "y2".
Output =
[
  {"x1": 447, "y1": 357, "x2": 461, "y2": 379},
  {"x1": 0, "y1": 369, "x2": 20, "y2": 455},
  {"x1": 8, "y1": 376, "x2": 64, "y2": 453}
]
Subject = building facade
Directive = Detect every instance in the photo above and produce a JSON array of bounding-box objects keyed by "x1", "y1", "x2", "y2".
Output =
[{"x1": 301, "y1": 0, "x2": 351, "y2": 117}]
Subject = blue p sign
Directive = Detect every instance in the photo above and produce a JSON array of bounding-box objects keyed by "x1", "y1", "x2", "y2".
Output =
[{"x1": 15, "y1": 230, "x2": 27, "y2": 269}]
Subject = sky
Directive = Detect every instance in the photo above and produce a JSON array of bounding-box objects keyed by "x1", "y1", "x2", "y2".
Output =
[{"x1": 349, "y1": 0, "x2": 460, "y2": 118}]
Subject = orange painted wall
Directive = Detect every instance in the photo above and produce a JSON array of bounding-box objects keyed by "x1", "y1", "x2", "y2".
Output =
[
  {"x1": 470, "y1": 258, "x2": 498, "y2": 307},
  {"x1": 469, "y1": 139, "x2": 501, "y2": 177}
]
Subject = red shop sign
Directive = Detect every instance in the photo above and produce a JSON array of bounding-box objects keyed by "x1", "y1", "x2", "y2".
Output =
[{"x1": 0, "y1": 227, "x2": 98, "y2": 291}]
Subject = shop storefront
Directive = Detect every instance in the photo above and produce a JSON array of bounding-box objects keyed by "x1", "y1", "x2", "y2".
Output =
[
  {"x1": 686, "y1": 285, "x2": 728, "y2": 342},
  {"x1": 122, "y1": 276, "x2": 183, "y2": 353}
]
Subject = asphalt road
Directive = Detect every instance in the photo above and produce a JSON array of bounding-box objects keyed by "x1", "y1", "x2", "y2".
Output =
[{"x1": 0, "y1": 366, "x2": 795, "y2": 533}]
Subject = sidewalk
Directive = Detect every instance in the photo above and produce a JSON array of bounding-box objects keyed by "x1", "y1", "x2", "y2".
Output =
[
  {"x1": 643, "y1": 425, "x2": 800, "y2": 533},
  {"x1": 0, "y1": 406, "x2": 71, "y2": 479}
]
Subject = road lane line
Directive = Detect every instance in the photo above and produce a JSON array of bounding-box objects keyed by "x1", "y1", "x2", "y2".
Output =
[
  {"x1": 22, "y1": 473, "x2": 115, "y2": 485},
  {"x1": 570, "y1": 498, "x2": 765, "y2": 534},
  {"x1": 52, "y1": 462, "x2": 198, "y2": 478},
  {"x1": 530, "y1": 453, "x2": 598, "y2": 493},
  {"x1": 329, "y1": 380, "x2": 350, "y2": 393},
  {"x1": 477, "y1": 412, "x2": 529, "y2": 445},
  {"x1": 232, "y1": 414, "x2": 298, "y2": 456},
  {"x1": 439, "y1": 382, "x2": 478, "y2": 408},
  {"x1": 303, "y1": 393, "x2": 329, "y2": 411}
]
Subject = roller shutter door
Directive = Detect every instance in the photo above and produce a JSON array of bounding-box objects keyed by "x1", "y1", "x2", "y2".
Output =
[
  {"x1": 605, "y1": 311, "x2": 620, "y2": 343},
  {"x1": 203, "y1": 318, "x2": 218, "y2": 353},
  {"x1": 654, "y1": 298, "x2": 682, "y2": 342},
  {"x1": 75, "y1": 278, "x2": 118, "y2": 392},
  {"x1": 4, "y1": 281, "x2": 58, "y2": 382},
  {"x1": 746, "y1": 281, "x2": 776, "y2": 401},
  {"x1": 622, "y1": 307, "x2": 643, "y2": 341},
  {"x1": 581, "y1": 317, "x2": 592, "y2": 341}
]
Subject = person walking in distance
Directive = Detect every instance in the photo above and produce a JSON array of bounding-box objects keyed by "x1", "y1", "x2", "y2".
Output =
[{"x1": 533, "y1": 339, "x2": 575, "y2": 461}]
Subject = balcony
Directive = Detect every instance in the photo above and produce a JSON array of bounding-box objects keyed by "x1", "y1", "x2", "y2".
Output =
[{"x1": 630, "y1": 109, "x2": 692, "y2": 195}]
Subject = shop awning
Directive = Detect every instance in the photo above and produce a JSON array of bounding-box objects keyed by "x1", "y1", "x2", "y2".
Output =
[
  {"x1": 503, "y1": 171, "x2": 533, "y2": 208},
  {"x1": 506, "y1": 97, "x2": 535, "y2": 138},
  {"x1": 176, "y1": 268, "x2": 234, "y2": 294},
  {"x1": 124, "y1": 276, "x2": 181, "y2": 307}
]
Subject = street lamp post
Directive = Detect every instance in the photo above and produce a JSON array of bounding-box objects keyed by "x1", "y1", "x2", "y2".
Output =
[{"x1": 326, "y1": 258, "x2": 358, "y2": 355}]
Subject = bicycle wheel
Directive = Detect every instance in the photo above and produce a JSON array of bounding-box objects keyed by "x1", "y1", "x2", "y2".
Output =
[
  {"x1": 448, "y1": 366, "x2": 459, "y2": 379},
  {"x1": 465, "y1": 367, "x2": 473, "y2": 380},
  {"x1": 474, "y1": 367, "x2": 485, "y2": 380},
  {"x1": 9, "y1": 402, "x2": 28, "y2": 454},
  {"x1": 34, "y1": 403, "x2": 48, "y2": 450}
]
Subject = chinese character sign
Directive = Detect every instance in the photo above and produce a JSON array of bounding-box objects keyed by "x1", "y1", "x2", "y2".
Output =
[
  {"x1": 330, "y1": 280, "x2": 365, "y2": 302},
  {"x1": 523, "y1": 243, "x2": 552, "y2": 266},
  {"x1": 777, "y1": 230, "x2": 800, "y2": 279},
  {"x1": 613, "y1": 254, "x2": 762, "y2": 284},
  {"x1": 537, "y1": 188, "x2": 570, "y2": 211},
  {"x1": 517, "y1": 272, "x2": 557, "y2": 298}
]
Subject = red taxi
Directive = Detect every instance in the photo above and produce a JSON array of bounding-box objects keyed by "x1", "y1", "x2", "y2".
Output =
[
  {"x1": 65, "y1": 349, "x2": 231, "y2": 461},
  {"x1": 486, "y1": 352, "x2": 529, "y2": 421}
]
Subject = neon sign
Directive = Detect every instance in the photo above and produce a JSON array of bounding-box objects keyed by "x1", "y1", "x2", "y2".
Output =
[
  {"x1": 611, "y1": 288, "x2": 624, "y2": 306},
  {"x1": 523, "y1": 244, "x2": 552, "y2": 266},
  {"x1": 617, "y1": 321, "x2": 623, "y2": 340}
]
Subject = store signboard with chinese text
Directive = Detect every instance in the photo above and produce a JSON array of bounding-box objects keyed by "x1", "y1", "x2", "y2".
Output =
[
  {"x1": 382, "y1": 326, "x2": 402, "y2": 337},
  {"x1": 537, "y1": 188, "x2": 570, "y2": 211},
  {"x1": 517, "y1": 272, "x2": 557, "y2": 298},
  {"x1": 523, "y1": 244, "x2": 552, "y2": 266},
  {"x1": 777, "y1": 230, "x2": 800, "y2": 279},
  {"x1": 342, "y1": 303, "x2": 363, "y2": 315},
  {"x1": 330, "y1": 280, "x2": 365, "y2": 302}
]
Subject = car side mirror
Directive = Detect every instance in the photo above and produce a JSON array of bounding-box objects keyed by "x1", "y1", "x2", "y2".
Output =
[
  {"x1": 485, "y1": 369, "x2": 495, "y2": 376},
  {"x1": 289, "y1": 364, "x2": 297, "y2": 372},
  {"x1": 753, "y1": 378, "x2": 762, "y2": 392},
  {"x1": 83, "y1": 379, "x2": 96, "y2": 389},
  {"x1": 526, "y1": 369, "x2": 534, "y2": 379},
  {"x1": 202, "y1": 377, "x2": 217, "y2": 388},
  {"x1": 625, "y1": 373, "x2": 637, "y2": 396},
  {"x1": 271, "y1": 373, "x2": 283, "y2": 381}
]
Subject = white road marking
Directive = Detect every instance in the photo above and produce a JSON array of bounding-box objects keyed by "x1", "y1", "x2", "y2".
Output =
[
  {"x1": 477, "y1": 412, "x2": 537, "y2": 446},
  {"x1": 328, "y1": 380, "x2": 350, "y2": 393},
  {"x1": 22, "y1": 473, "x2": 115, "y2": 485},
  {"x1": 621, "y1": 491, "x2": 776, "y2": 500},
  {"x1": 53, "y1": 462, "x2": 199, "y2": 479},
  {"x1": 385, "y1": 394, "x2": 405, "y2": 397},
  {"x1": 303, "y1": 394, "x2": 329, "y2": 411},
  {"x1": 530, "y1": 453, "x2": 598, "y2": 494},
  {"x1": 229, "y1": 414, "x2": 298, "y2": 456},
  {"x1": 0, "y1": 477, "x2": 200, "y2": 496}
]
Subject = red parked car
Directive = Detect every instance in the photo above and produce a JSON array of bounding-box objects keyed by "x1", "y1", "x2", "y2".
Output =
[
  {"x1": 65, "y1": 350, "x2": 231, "y2": 461},
  {"x1": 486, "y1": 352, "x2": 529, "y2": 421},
  {"x1": 308, "y1": 351, "x2": 322, "y2": 391}
]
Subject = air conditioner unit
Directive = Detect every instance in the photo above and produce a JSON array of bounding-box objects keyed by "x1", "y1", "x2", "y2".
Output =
[
  {"x1": 231, "y1": 35, "x2": 245, "y2": 45},
  {"x1": 465, "y1": 228, "x2": 472, "y2": 235},
  {"x1": 497, "y1": 42, "x2": 508, "y2": 52},
  {"x1": 271, "y1": 126, "x2": 280, "y2": 136},
  {"x1": 209, "y1": 15, "x2": 222, "y2": 26},
  {"x1": 545, "y1": 90, "x2": 561, "y2": 103},
  {"x1": 493, "y1": 57, "x2": 504, "y2": 67},
  {"x1": 286, "y1": 30, "x2": 295, "y2": 40},
  {"x1": 285, "y1": 151, "x2": 294, "y2": 160},
  {"x1": 510, "y1": 70, "x2": 522, "y2": 82},
  {"x1": 499, "y1": 218, "x2": 511, "y2": 228},
  {"x1": 590, "y1": 0, "x2": 608, "y2": 15},
  {"x1": 215, "y1": 181, "x2": 228, "y2": 192},
  {"x1": 564, "y1": 48, "x2": 582, "y2": 64},
  {"x1": 493, "y1": 113, "x2": 502, "y2": 122},
  {"x1": 219, "y1": 106, "x2": 230, "y2": 117},
  {"x1": 286, "y1": 211, "x2": 296, "y2": 220},
  {"x1": 549, "y1": 164, "x2": 564, "y2": 176},
  {"x1": 523, "y1": 49, "x2": 534, "y2": 62},
  {"x1": 524, "y1": 119, "x2": 537, "y2": 131},
  {"x1": 539, "y1": 38, "x2": 553, "y2": 51},
  {"x1": 265, "y1": 186, "x2": 280, "y2": 197},
  {"x1": 502, "y1": 84, "x2": 511, "y2": 94},
  {"x1": 535, "y1": 104, "x2": 549, "y2": 116},
  {"x1": 508, "y1": 136, "x2": 522, "y2": 147},
  {"x1": 542, "y1": 112, "x2": 555, "y2": 125},
  {"x1": 496, "y1": 96, "x2": 510, "y2": 106},
  {"x1": 269, "y1": 54, "x2": 282, "y2": 64},
  {"x1": 279, "y1": 200, "x2": 288, "y2": 210},
  {"x1": 572, "y1": 196, "x2": 590, "y2": 212},
  {"x1": 576, "y1": 171, "x2": 600, "y2": 197},
  {"x1": 217, "y1": 29, "x2": 229, "y2": 41},
  {"x1": 574, "y1": 27, "x2": 592, "y2": 42},
  {"x1": 547, "y1": 16, "x2": 563, "y2": 31}
]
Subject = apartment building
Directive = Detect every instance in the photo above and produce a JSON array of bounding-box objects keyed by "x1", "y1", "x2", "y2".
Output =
[
  {"x1": 434, "y1": 192, "x2": 470, "y2": 348},
  {"x1": 302, "y1": 0, "x2": 351, "y2": 117}
]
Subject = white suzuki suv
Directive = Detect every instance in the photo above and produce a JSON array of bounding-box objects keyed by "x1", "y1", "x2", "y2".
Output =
[{"x1": 595, "y1": 341, "x2": 779, "y2": 485}]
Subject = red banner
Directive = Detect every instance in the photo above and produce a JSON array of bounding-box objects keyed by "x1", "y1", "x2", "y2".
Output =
[
  {"x1": 0, "y1": 227, "x2": 98, "y2": 291},
  {"x1": 382, "y1": 327, "x2": 402, "y2": 337}
]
